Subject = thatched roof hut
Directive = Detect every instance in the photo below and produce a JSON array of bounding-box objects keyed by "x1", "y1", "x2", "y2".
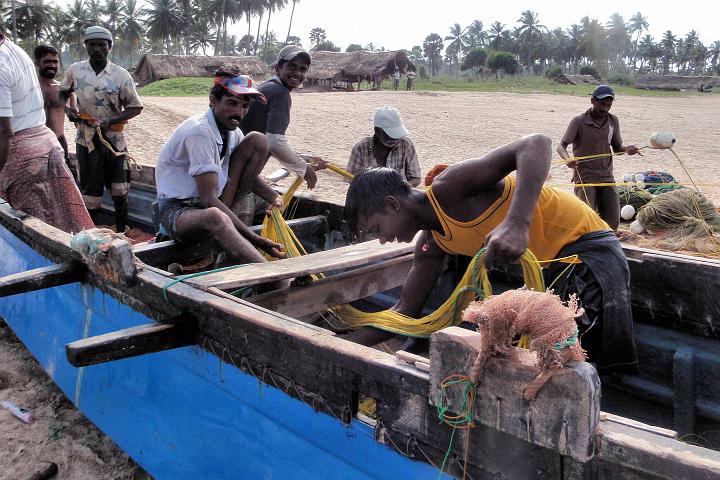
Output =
[
  {"x1": 305, "y1": 50, "x2": 414, "y2": 89},
  {"x1": 134, "y1": 54, "x2": 271, "y2": 85},
  {"x1": 555, "y1": 74, "x2": 600, "y2": 86},
  {"x1": 634, "y1": 74, "x2": 720, "y2": 91}
]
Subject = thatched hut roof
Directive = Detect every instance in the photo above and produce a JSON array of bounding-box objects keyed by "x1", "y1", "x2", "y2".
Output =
[
  {"x1": 555, "y1": 74, "x2": 600, "y2": 86},
  {"x1": 134, "y1": 54, "x2": 271, "y2": 85},
  {"x1": 635, "y1": 74, "x2": 720, "y2": 91},
  {"x1": 306, "y1": 50, "x2": 414, "y2": 83}
]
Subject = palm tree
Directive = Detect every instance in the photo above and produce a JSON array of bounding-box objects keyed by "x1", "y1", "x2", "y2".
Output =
[
  {"x1": 659, "y1": 30, "x2": 676, "y2": 74},
  {"x1": 263, "y1": 0, "x2": 286, "y2": 48},
  {"x1": 487, "y1": 21, "x2": 505, "y2": 51},
  {"x1": 86, "y1": 0, "x2": 103, "y2": 23},
  {"x1": 423, "y1": 33, "x2": 443, "y2": 76},
  {"x1": 444, "y1": 23, "x2": 468, "y2": 75},
  {"x1": 516, "y1": 10, "x2": 546, "y2": 73},
  {"x1": 566, "y1": 24, "x2": 582, "y2": 71},
  {"x1": 143, "y1": 0, "x2": 184, "y2": 53},
  {"x1": 466, "y1": 20, "x2": 486, "y2": 48},
  {"x1": 578, "y1": 16, "x2": 607, "y2": 70},
  {"x1": 708, "y1": 41, "x2": 720, "y2": 74},
  {"x1": 605, "y1": 13, "x2": 630, "y2": 72},
  {"x1": 65, "y1": 0, "x2": 91, "y2": 61},
  {"x1": 118, "y1": 0, "x2": 144, "y2": 62},
  {"x1": 629, "y1": 12, "x2": 648, "y2": 72},
  {"x1": 103, "y1": 0, "x2": 124, "y2": 60},
  {"x1": 14, "y1": 0, "x2": 52, "y2": 44},
  {"x1": 284, "y1": 0, "x2": 298, "y2": 44},
  {"x1": 46, "y1": 6, "x2": 71, "y2": 64}
]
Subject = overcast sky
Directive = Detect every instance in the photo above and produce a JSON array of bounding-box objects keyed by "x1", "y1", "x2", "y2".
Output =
[{"x1": 238, "y1": 0, "x2": 718, "y2": 51}]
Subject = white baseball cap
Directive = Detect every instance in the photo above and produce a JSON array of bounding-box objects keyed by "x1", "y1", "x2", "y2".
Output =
[{"x1": 373, "y1": 106, "x2": 409, "y2": 139}]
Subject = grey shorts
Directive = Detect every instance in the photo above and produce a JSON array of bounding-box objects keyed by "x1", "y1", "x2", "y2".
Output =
[{"x1": 158, "y1": 197, "x2": 202, "y2": 240}]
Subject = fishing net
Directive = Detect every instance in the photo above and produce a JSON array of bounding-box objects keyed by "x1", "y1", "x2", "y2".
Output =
[
  {"x1": 618, "y1": 186, "x2": 653, "y2": 209},
  {"x1": 637, "y1": 189, "x2": 720, "y2": 255}
]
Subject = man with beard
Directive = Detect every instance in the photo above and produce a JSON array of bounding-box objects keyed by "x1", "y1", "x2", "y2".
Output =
[
  {"x1": 60, "y1": 25, "x2": 143, "y2": 233},
  {"x1": 0, "y1": 33, "x2": 93, "y2": 233},
  {"x1": 239, "y1": 45, "x2": 326, "y2": 224},
  {"x1": 557, "y1": 85, "x2": 640, "y2": 230},
  {"x1": 346, "y1": 106, "x2": 421, "y2": 187},
  {"x1": 155, "y1": 70, "x2": 285, "y2": 265},
  {"x1": 34, "y1": 45, "x2": 71, "y2": 166}
]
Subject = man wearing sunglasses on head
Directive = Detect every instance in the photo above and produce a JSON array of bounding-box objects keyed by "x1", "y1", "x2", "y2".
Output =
[{"x1": 557, "y1": 85, "x2": 641, "y2": 230}]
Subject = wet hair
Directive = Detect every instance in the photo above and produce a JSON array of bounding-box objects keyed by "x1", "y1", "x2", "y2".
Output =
[
  {"x1": 345, "y1": 167, "x2": 412, "y2": 233},
  {"x1": 34, "y1": 45, "x2": 58, "y2": 61}
]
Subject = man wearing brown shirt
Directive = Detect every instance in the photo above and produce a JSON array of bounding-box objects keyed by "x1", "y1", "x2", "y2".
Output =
[{"x1": 557, "y1": 85, "x2": 640, "y2": 230}]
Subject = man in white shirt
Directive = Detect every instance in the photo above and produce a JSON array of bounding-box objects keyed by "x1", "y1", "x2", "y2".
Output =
[
  {"x1": 155, "y1": 70, "x2": 284, "y2": 264},
  {"x1": 0, "y1": 33, "x2": 93, "y2": 233}
]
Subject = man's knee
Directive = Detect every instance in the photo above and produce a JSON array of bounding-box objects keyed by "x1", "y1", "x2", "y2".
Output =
[
  {"x1": 241, "y1": 131, "x2": 268, "y2": 153},
  {"x1": 205, "y1": 207, "x2": 235, "y2": 234}
]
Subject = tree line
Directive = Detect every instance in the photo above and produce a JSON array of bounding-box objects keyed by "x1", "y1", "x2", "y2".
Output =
[{"x1": 2, "y1": 2, "x2": 719, "y2": 80}]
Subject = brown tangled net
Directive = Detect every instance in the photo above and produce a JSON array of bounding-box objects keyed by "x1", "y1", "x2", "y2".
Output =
[
  {"x1": 462, "y1": 289, "x2": 586, "y2": 400},
  {"x1": 637, "y1": 188, "x2": 720, "y2": 256}
]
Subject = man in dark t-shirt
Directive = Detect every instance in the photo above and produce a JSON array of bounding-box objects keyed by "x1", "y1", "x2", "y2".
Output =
[
  {"x1": 240, "y1": 44, "x2": 326, "y2": 189},
  {"x1": 557, "y1": 85, "x2": 640, "y2": 230}
]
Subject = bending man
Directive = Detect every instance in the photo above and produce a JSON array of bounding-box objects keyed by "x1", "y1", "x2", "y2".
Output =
[{"x1": 345, "y1": 134, "x2": 638, "y2": 374}]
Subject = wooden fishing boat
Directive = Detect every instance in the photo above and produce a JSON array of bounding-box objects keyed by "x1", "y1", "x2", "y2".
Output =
[{"x1": 2, "y1": 167, "x2": 720, "y2": 479}]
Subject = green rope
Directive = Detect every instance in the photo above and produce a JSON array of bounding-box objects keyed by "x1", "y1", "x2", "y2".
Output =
[
  {"x1": 553, "y1": 326, "x2": 579, "y2": 350},
  {"x1": 162, "y1": 263, "x2": 249, "y2": 302},
  {"x1": 434, "y1": 376, "x2": 476, "y2": 476}
]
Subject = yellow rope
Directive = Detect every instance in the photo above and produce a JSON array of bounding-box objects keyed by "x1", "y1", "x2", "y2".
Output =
[{"x1": 93, "y1": 126, "x2": 142, "y2": 172}]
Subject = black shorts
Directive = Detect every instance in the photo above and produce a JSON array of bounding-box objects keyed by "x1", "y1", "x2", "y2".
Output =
[
  {"x1": 158, "y1": 197, "x2": 202, "y2": 241},
  {"x1": 76, "y1": 132, "x2": 131, "y2": 208}
]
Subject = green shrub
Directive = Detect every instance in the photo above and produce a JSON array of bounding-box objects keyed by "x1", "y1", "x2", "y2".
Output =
[
  {"x1": 545, "y1": 66, "x2": 563, "y2": 79},
  {"x1": 579, "y1": 65, "x2": 601, "y2": 80}
]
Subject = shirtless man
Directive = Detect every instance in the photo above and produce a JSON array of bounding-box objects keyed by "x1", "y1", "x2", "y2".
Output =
[{"x1": 33, "y1": 45, "x2": 71, "y2": 164}]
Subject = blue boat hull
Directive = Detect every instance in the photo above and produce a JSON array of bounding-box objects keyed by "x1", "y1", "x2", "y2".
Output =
[{"x1": 0, "y1": 226, "x2": 448, "y2": 480}]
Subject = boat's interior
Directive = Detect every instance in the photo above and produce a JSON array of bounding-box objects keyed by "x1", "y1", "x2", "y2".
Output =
[{"x1": 91, "y1": 168, "x2": 720, "y2": 451}]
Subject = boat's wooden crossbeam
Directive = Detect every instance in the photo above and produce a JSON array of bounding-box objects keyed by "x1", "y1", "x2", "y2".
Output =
[
  {"x1": 0, "y1": 262, "x2": 85, "y2": 298},
  {"x1": 65, "y1": 321, "x2": 197, "y2": 367},
  {"x1": 247, "y1": 255, "x2": 413, "y2": 316},
  {"x1": 183, "y1": 239, "x2": 415, "y2": 291}
]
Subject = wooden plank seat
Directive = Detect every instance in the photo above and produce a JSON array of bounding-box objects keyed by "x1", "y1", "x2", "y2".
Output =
[{"x1": 183, "y1": 239, "x2": 415, "y2": 291}]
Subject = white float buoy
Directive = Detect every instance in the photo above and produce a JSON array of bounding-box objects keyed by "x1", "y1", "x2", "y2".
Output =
[
  {"x1": 634, "y1": 173, "x2": 646, "y2": 182},
  {"x1": 621, "y1": 204, "x2": 636, "y2": 221},
  {"x1": 649, "y1": 132, "x2": 676, "y2": 149},
  {"x1": 623, "y1": 173, "x2": 634, "y2": 182},
  {"x1": 630, "y1": 220, "x2": 645, "y2": 234}
]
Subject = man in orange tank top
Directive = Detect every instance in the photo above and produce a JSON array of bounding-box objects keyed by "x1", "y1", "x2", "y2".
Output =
[{"x1": 345, "y1": 134, "x2": 638, "y2": 375}]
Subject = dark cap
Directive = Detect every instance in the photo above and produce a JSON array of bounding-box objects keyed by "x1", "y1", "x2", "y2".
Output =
[
  {"x1": 277, "y1": 45, "x2": 311, "y2": 65},
  {"x1": 591, "y1": 85, "x2": 615, "y2": 99}
]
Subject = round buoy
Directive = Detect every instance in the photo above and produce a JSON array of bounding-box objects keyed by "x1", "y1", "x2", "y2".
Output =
[
  {"x1": 634, "y1": 173, "x2": 645, "y2": 182},
  {"x1": 621, "y1": 204, "x2": 636, "y2": 221},
  {"x1": 623, "y1": 173, "x2": 634, "y2": 182},
  {"x1": 630, "y1": 220, "x2": 645, "y2": 234},
  {"x1": 650, "y1": 132, "x2": 676, "y2": 149}
]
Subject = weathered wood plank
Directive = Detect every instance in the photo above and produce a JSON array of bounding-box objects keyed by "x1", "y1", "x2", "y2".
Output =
[
  {"x1": 0, "y1": 262, "x2": 85, "y2": 297},
  {"x1": 65, "y1": 321, "x2": 197, "y2": 367},
  {"x1": 429, "y1": 326, "x2": 600, "y2": 462},
  {"x1": 248, "y1": 254, "x2": 413, "y2": 316},
  {"x1": 183, "y1": 239, "x2": 415, "y2": 291}
]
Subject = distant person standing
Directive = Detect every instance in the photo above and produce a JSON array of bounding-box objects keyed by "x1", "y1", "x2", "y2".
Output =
[
  {"x1": 60, "y1": 26, "x2": 143, "y2": 233},
  {"x1": 406, "y1": 68, "x2": 416, "y2": 91},
  {"x1": 392, "y1": 67, "x2": 401, "y2": 91},
  {"x1": 557, "y1": 85, "x2": 640, "y2": 230},
  {"x1": 346, "y1": 106, "x2": 421, "y2": 187},
  {"x1": 33, "y1": 45, "x2": 71, "y2": 165},
  {"x1": 0, "y1": 33, "x2": 93, "y2": 233}
]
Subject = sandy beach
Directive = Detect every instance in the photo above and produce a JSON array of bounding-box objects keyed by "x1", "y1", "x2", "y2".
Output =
[
  {"x1": 113, "y1": 90, "x2": 720, "y2": 204},
  {"x1": 2, "y1": 90, "x2": 718, "y2": 479}
]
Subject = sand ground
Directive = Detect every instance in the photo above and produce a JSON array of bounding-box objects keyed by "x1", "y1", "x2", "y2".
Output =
[
  {"x1": 2, "y1": 91, "x2": 717, "y2": 480},
  {"x1": 107, "y1": 90, "x2": 720, "y2": 204}
]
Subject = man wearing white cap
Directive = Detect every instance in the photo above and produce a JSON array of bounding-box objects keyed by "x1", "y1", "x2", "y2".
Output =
[
  {"x1": 154, "y1": 69, "x2": 285, "y2": 264},
  {"x1": 346, "y1": 106, "x2": 421, "y2": 186},
  {"x1": 61, "y1": 25, "x2": 143, "y2": 233}
]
